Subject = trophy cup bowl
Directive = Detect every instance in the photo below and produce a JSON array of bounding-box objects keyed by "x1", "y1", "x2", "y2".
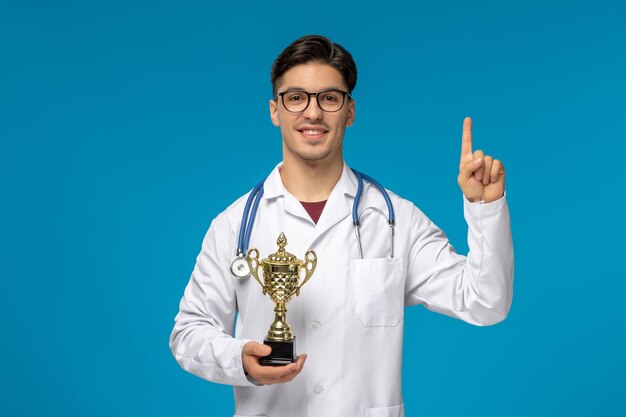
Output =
[{"x1": 247, "y1": 232, "x2": 317, "y2": 366}]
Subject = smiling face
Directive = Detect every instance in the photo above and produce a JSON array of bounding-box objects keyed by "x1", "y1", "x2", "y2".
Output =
[{"x1": 269, "y1": 62, "x2": 355, "y2": 164}]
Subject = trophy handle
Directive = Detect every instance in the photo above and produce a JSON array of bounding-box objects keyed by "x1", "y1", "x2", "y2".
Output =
[
  {"x1": 296, "y1": 249, "x2": 317, "y2": 296},
  {"x1": 246, "y1": 248, "x2": 266, "y2": 294}
]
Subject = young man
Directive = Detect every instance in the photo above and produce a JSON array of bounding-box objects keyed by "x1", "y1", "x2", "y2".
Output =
[{"x1": 170, "y1": 35, "x2": 513, "y2": 417}]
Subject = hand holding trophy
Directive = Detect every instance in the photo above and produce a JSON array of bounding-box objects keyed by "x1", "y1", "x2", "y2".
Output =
[{"x1": 247, "y1": 233, "x2": 317, "y2": 366}]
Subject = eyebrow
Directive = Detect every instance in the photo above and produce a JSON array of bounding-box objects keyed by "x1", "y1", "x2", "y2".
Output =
[{"x1": 281, "y1": 86, "x2": 345, "y2": 93}]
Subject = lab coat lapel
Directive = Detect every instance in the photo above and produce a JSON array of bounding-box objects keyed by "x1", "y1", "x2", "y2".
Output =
[
  {"x1": 263, "y1": 164, "x2": 312, "y2": 223},
  {"x1": 283, "y1": 193, "x2": 312, "y2": 223},
  {"x1": 313, "y1": 183, "x2": 351, "y2": 240},
  {"x1": 262, "y1": 162, "x2": 358, "y2": 243},
  {"x1": 312, "y1": 163, "x2": 357, "y2": 243}
]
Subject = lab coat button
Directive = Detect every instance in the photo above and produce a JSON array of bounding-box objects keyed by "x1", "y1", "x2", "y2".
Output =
[
  {"x1": 313, "y1": 385, "x2": 324, "y2": 394},
  {"x1": 310, "y1": 321, "x2": 321, "y2": 330}
]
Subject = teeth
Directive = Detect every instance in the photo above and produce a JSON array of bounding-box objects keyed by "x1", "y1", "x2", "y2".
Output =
[{"x1": 302, "y1": 130, "x2": 324, "y2": 135}]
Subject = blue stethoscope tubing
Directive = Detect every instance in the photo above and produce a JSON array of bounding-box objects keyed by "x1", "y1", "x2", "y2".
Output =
[
  {"x1": 351, "y1": 169, "x2": 395, "y2": 260},
  {"x1": 230, "y1": 169, "x2": 395, "y2": 279},
  {"x1": 238, "y1": 179, "x2": 265, "y2": 256}
]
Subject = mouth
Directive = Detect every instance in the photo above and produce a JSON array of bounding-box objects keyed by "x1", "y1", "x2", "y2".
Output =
[{"x1": 297, "y1": 127, "x2": 329, "y2": 140}]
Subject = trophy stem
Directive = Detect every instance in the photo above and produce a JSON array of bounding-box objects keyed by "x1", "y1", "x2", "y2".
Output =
[{"x1": 266, "y1": 302, "x2": 293, "y2": 341}]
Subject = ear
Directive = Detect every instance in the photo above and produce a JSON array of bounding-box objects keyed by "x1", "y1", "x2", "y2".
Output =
[
  {"x1": 345, "y1": 98, "x2": 355, "y2": 127},
  {"x1": 269, "y1": 99, "x2": 280, "y2": 127}
]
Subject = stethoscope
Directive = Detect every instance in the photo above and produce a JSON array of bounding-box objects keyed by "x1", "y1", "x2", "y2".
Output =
[{"x1": 230, "y1": 169, "x2": 395, "y2": 279}]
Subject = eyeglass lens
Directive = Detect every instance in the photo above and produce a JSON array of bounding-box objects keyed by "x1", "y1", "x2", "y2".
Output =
[{"x1": 282, "y1": 90, "x2": 346, "y2": 112}]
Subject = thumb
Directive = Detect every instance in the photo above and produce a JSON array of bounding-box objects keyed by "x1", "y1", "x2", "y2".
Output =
[
  {"x1": 459, "y1": 156, "x2": 482, "y2": 182},
  {"x1": 244, "y1": 341, "x2": 271, "y2": 357}
]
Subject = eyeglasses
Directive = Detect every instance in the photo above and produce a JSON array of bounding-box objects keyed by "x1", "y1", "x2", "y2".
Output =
[{"x1": 275, "y1": 89, "x2": 351, "y2": 113}]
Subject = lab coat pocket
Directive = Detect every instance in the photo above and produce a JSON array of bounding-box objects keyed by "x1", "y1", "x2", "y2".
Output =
[
  {"x1": 350, "y1": 257, "x2": 405, "y2": 327},
  {"x1": 365, "y1": 404, "x2": 405, "y2": 417}
]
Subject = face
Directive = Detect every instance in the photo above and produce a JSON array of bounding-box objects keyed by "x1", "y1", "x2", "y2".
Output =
[{"x1": 269, "y1": 62, "x2": 355, "y2": 163}]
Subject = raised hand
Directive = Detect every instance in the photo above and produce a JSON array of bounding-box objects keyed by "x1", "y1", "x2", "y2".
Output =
[
  {"x1": 457, "y1": 117, "x2": 505, "y2": 203},
  {"x1": 242, "y1": 341, "x2": 307, "y2": 385}
]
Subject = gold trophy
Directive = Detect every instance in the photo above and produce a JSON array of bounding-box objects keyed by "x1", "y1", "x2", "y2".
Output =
[{"x1": 247, "y1": 233, "x2": 317, "y2": 366}]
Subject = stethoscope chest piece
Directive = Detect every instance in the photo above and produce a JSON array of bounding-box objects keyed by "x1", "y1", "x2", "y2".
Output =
[{"x1": 230, "y1": 255, "x2": 251, "y2": 279}]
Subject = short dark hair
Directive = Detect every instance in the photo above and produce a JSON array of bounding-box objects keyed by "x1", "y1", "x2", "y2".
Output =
[{"x1": 271, "y1": 35, "x2": 357, "y2": 96}]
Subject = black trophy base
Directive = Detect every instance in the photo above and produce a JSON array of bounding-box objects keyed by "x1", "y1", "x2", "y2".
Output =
[{"x1": 259, "y1": 337, "x2": 297, "y2": 366}]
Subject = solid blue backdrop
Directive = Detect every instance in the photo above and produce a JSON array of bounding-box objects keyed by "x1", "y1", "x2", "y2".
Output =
[{"x1": 1, "y1": 1, "x2": 624, "y2": 416}]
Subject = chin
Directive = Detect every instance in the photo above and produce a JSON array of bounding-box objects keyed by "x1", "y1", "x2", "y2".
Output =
[
  {"x1": 297, "y1": 153, "x2": 331, "y2": 162},
  {"x1": 292, "y1": 147, "x2": 333, "y2": 162}
]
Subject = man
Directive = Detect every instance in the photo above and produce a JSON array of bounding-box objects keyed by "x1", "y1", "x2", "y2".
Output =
[{"x1": 170, "y1": 35, "x2": 513, "y2": 417}]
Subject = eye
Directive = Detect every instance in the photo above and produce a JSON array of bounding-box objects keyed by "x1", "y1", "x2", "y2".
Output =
[
  {"x1": 285, "y1": 92, "x2": 307, "y2": 102},
  {"x1": 320, "y1": 92, "x2": 341, "y2": 102}
]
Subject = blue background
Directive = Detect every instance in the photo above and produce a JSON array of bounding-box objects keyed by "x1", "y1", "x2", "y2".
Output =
[{"x1": 1, "y1": 0, "x2": 625, "y2": 416}]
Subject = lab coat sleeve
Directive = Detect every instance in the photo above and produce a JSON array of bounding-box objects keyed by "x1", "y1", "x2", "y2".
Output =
[
  {"x1": 404, "y1": 193, "x2": 514, "y2": 326},
  {"x1": 169, "y1": 215, "x2": 256, "y2": 386}
]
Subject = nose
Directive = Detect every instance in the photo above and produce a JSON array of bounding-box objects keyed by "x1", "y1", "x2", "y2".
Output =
[{"x1": 301, "y1": 94, "x2": 323, "y2": 120}]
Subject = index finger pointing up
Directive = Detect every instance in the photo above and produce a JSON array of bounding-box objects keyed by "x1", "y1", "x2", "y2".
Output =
[{"x1": 461, "y1": 116, "x2": 473, "y2": 157}]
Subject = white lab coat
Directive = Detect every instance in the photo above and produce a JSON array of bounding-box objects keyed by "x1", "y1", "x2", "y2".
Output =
[{"x1": 170, "y1": 162, "x2": 514, "y2": 417}]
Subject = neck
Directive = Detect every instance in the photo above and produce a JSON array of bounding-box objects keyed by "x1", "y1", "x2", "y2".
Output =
[{"x1": 280, "y1": 154, "x2": 343, "y2": 202}]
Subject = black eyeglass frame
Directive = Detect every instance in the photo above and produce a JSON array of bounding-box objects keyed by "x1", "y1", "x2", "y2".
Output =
[{"x1": 274, "y1": 89, "x2": 352, "y2": 113}]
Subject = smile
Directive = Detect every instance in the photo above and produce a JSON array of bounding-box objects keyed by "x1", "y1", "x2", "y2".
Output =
[{"x1": 298, "y1": 128, "x2": 329, "y2": 139}]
